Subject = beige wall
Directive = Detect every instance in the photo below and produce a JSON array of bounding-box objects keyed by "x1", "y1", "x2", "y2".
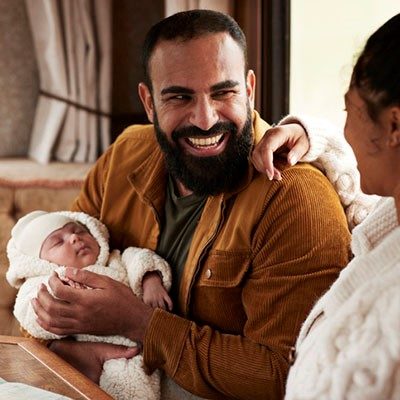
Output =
[{"x1": 290, "y1": 1, "x2": 399, "y2": 129}]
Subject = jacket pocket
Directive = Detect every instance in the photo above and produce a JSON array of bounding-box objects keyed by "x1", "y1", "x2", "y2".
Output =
[{"x1": 197, "y1": 249, "x2": 251, "y2": 288}]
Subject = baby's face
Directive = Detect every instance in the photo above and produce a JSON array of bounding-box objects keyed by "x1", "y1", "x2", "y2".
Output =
[{"x1": 40, "y1": 222, "x2": 100, "y2": 268}]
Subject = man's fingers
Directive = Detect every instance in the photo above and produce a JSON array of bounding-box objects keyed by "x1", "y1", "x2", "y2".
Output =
[
  {"x1": 33, "y1": 282, "x2": 86, "y2": 335},
  {"x1": 32, "y1": 296, "x2": 78, "y2": 335},
  {"x1": 102, "y1": 344, "x2": 140, "y2": 362},
  {"x1": 64, "y1": 267, "x2": 110, "y2": 289},
  {"x1": 36, "y1": 283, "x2": 72, "y2": 315},
  {"x1": 47, "y1": 273, "x2": 82, "y2": 303}
]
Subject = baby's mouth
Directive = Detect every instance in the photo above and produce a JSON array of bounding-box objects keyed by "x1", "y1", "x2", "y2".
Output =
[{"x1": 76, "y1": 245, "x2": 89, "y2": 255}]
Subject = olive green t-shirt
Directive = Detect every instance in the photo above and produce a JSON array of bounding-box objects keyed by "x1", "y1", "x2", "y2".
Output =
[{"x1": 156, "y1": 176, "x2": 206, "y2": 305}]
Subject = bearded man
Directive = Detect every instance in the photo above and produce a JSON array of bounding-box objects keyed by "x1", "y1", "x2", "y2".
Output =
[{"x1": 32, "y1": 10, "x2": 351, "y2": 400}]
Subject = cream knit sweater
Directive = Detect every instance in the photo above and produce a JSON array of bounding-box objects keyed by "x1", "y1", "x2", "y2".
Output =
[{"x1": 285, "y1": 197, "x2": 400, "y2": 400}]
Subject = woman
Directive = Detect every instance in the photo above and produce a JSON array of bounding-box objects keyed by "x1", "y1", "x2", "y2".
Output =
[{"x1": 253, "y1": 13, "x2": 400, "y2": 400}]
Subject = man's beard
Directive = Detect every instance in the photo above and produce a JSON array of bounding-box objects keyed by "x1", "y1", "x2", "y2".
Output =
[{"x1": 154, "y1": 106, "x2": 253, "y2": 196}]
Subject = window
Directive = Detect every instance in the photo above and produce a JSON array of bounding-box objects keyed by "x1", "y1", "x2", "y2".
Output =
[{"x1": 290, "y1": 1, "x2": 400, "y2": 129}]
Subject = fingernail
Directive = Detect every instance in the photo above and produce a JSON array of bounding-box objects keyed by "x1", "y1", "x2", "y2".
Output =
[
  {"x1": 266, "y1": 170, "x2": 274, "y2": 180},
  {"x1": 288, "y1": 154, "x2": 297, "y2": 165}
]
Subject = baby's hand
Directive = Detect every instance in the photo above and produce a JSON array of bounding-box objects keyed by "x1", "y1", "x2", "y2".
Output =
[
  {"x1": 56, "y1": 267, "x2": 91, "y2": 289},
  {"x1": 59, "y1": 275, "x2": 87, "y2": 289},
  {"x1": 142, "y1": 271, "x2": 173, "y2": 311}
]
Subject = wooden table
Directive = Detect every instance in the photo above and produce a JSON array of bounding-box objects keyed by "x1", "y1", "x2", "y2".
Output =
[{"x1": 0, "y1": 335, "x2": 112, "y2": 399}]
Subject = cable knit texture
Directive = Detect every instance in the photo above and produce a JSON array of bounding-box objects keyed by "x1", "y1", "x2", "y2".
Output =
[
  {"x1": 279, "y1": 115, "x2": 379, "y2": 229},
  {"x1": 285, "y1": 197, "x2": 400, "y2": 400},
  {"x1": 7, "y1": 211, "x2": 172, "y2": 400}
]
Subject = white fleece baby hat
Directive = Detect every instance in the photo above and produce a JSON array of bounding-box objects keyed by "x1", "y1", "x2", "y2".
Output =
[
  {"x1": 11, "y1": 210, "x2": 76, "y2": 257},
  {"x1": 7, "y1": 211, "x2": 110, "y2": 288}
]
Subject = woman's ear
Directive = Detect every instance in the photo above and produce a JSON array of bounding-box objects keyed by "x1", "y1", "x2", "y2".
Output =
[
  {"x1": 387, "y1": 106, "x2": 400, "y2": 148},
  {"x1": 138, "y1": 82, "x2": 154, "y2": 123}
]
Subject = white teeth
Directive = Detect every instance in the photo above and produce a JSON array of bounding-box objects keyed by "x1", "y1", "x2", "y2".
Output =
[{"x1": 187, "y1": 134, "x2": 223, "y2": 147}]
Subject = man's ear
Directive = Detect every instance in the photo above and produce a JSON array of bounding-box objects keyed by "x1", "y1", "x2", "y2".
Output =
[
  {"x1": 138, "y1": 82, "x2": 154, "y2": 123},
  {"x1": 387, "y1": 106, "x2": 400, "y2": 148},
  {"x1": 246, "y1": 70, "x2": 256, "y2": 109}
]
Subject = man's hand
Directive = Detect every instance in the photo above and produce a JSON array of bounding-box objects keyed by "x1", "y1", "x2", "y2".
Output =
[
  {"x1": 49, "y1": 340, "x2": 140, "y2": 383},
  {"x1": 251, "y1": 123, "x2": 310, "y2": 180},
  {"x1": 32, "y1": 268, "x2": 154, "y2": 342}
]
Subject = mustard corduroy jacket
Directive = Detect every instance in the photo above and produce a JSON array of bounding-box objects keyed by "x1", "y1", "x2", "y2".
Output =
[{"x1": 71, "y1": 111, "x2": 351, "y2": 399}]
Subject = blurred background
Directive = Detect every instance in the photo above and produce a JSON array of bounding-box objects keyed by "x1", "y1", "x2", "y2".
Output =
[{"x1": 0, "y1": 0, "x2": 398, "y2": 163}]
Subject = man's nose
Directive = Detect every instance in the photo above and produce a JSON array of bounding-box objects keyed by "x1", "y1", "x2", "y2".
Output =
[{"x1": 188, "y1": 97, "x2": 219, "y2": 131}]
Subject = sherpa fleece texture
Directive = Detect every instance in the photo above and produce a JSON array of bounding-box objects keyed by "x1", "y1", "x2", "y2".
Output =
[{"x1": 7, "y1": 211, "x2": 172, "y2": 400}]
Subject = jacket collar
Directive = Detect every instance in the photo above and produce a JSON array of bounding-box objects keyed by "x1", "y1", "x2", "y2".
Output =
[{"x1": 127, "y1": 142, "x2": 167, "y2": 217}]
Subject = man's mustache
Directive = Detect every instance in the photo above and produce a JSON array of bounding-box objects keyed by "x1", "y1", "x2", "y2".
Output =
[{"x1": 172, "y1": 121, "x2": 237, "y2": 141}]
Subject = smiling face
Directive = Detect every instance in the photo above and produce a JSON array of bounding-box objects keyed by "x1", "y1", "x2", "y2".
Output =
[
  {"x1": 40, "y1": 222, "x2": 100, "y2": 269},
  {"x1": 344, "y1": 88, "x2": 400, "y2": 196},
  {"x1": 139, "y1": 32, "x2": 256, "y2": 195}
]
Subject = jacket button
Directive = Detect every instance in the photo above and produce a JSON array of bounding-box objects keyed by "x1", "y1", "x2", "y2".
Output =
[
  {"x1": 205, "y1": 269, "x2": 212, "y2": 279},
  {"x1": 288, "y1": 346, "x2": 296, "y2": 365}
]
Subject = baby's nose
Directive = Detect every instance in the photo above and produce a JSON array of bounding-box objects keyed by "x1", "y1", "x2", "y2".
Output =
[{"x1": 70, "y1": 233, "x2": 79, "y2": 243}]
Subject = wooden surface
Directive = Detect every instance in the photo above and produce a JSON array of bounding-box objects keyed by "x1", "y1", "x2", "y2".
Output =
[{"x1": 0, "y1": 336, "x2": 112, "y2": 399}]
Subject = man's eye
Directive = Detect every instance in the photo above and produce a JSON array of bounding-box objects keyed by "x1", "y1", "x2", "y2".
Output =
[
  {"x1": 167, "y1": 94, "x2": 191, "y2": 101},
  {"x1": 213, "y1": 90, "x2": 234, "y2": 98}
]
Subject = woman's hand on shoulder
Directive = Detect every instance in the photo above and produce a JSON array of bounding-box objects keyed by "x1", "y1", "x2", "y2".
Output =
[{"x1": 251, "y1": 123, "x2": 310, "y2": 180}]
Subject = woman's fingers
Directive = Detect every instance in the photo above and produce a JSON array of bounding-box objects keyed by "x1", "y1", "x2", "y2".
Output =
[{"x1": 252, "y1": 123, "x2": 311, "y2": 178}]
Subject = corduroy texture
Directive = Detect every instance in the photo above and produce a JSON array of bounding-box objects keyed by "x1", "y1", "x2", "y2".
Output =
[
  {"x1": 285, "y1": 197, "x2": 400, "y2": 400},
  {"x1": 279, "y1": 115, "x2": 379, "y2": 229},
  {"x1": 72, "y1": 111, "x2": 352, "y2": 399}
]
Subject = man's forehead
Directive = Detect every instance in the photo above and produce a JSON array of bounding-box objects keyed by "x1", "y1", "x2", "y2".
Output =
[
  {"x1": 151, "y1": 33, "x2": 244, "y2": 60},
  {"x1": 148, "y1": 34, "x2": 246, "y2": 91}
]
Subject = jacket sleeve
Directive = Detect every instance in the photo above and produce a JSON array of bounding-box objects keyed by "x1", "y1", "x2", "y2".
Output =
[
  {"x1": 121, "y1": 247, "x2": 172, "y2": 298},
  {"x1": 143, "y1": 166, "x2": 351, "y2": 399},
  {"x1": 278, "y1": 115, "x2": 379, "y2": 229}
]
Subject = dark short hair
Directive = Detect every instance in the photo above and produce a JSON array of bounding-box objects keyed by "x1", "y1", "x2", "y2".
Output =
[
  {"x1": 350, "y1": 13, "x2": 400, "y2": 121},
  {"x1": 142, "y1": 9, "x2": 248, "y2": 90}
]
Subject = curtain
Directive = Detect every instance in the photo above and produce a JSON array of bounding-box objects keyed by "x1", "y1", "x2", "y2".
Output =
[{"x1": 26, "y1": 0, "x2": 112, "y2": 164}]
